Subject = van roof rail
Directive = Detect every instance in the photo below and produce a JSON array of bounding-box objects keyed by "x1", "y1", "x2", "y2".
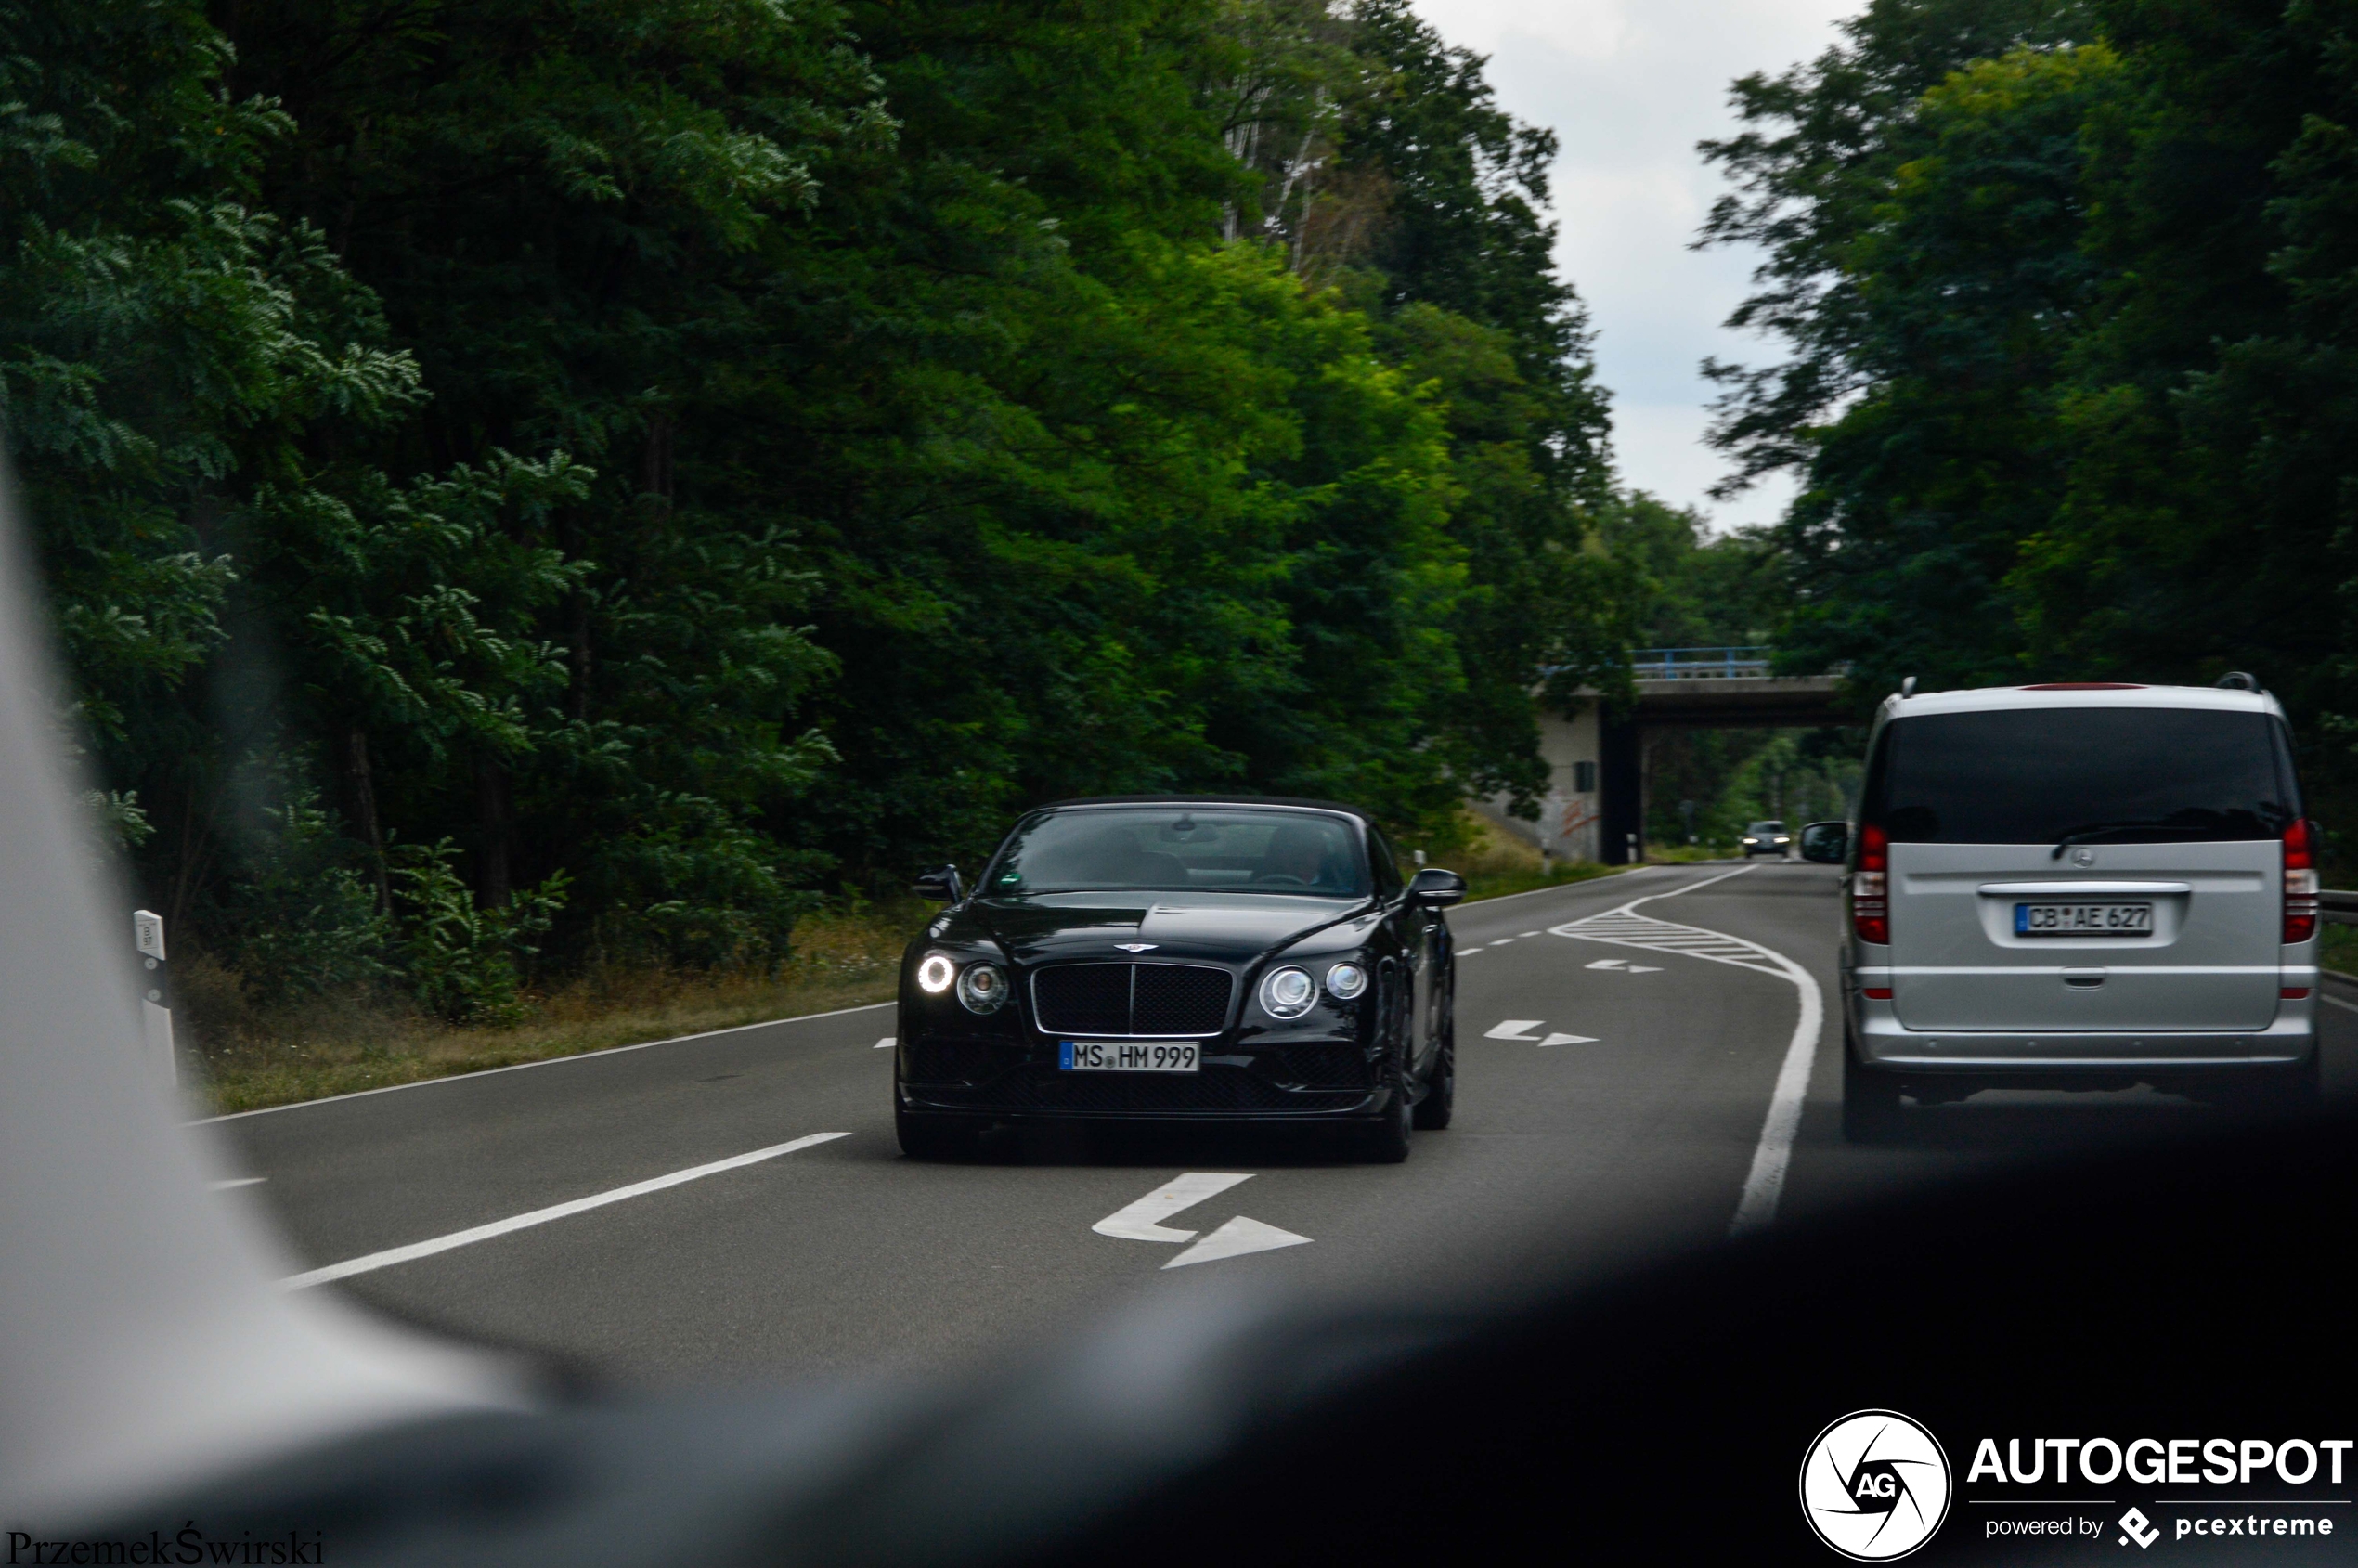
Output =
[{"x1": 2213, "y1": 671, "x2": 2261, "y2": 692}]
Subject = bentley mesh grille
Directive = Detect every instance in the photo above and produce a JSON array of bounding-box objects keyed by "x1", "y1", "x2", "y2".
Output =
[{"x1": 1031, "y1": 962, "x2": 1233, "y2": 1037}]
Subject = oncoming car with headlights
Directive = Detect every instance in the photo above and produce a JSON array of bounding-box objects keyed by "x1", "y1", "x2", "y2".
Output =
[{"x1": 894, "y1": 797, "x2": 1464, "y2": 1161}]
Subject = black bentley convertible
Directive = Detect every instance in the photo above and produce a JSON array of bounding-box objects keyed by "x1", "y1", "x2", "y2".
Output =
[{"x1": 894, "y1": 797, "x2": 1465, "y2": 1161}]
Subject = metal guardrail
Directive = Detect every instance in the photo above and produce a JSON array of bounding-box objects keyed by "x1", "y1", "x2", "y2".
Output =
[
  {"x1": 1628, "y1": 646, "x2": 1773, "y2": 680},
  {"x1": 2320, "y1": 889, "x2": 2358, "y2": 925}
]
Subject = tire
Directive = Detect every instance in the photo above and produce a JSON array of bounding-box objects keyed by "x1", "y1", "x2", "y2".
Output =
[
  {"x1": 1412, "y1": 1037, "x2": 1456, "y2": 1131},
  {"x1": 1413, "y1": 976, "x2": 1456, "y2": 1131},
  {"x1": 1842, "y1": 1035, "x2": 1905, "y2": 1144},
  {"x1": 896, "y1": 1108, "x2": 983, "y2": 1160},
  {"x1": 1357, "y1": 1081, "x2": 1414, "y2": 1163},
  {"x1": 2220, "y1": 1051, "x2": 2324, "y2": 1121}
]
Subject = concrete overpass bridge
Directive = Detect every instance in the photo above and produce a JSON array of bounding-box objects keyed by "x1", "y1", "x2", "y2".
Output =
[{"x1": 1485, "y1": 648, "x2": 1851, "y2": 866}]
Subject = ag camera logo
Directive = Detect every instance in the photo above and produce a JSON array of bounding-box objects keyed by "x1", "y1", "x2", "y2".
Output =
[{"x1": 1800, "y1": 1410, "x2": 1953, "y2": 1560}]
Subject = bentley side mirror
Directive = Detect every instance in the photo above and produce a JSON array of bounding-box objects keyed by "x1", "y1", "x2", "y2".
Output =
[
  {"x1": 1796, "y1": 823, "x2": 1849, "y2": 865},
  {"x1": 913, "y1": 865, "x2": 963, "y2": 902},
  {"x1": 1408, "y1": 867, "x2": 1466, "y2": 907}
]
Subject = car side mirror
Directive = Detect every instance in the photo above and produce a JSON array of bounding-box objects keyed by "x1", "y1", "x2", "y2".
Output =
[
  {"x1": 1408, "y1": 867, "x2": 1466, "y2": 907},
  {"x1": 913, "y1": 865, "x2": 963, "y2": 902},
  {"x1": 1796, "y1": 823, "x2": 1848, "y2": 864}
]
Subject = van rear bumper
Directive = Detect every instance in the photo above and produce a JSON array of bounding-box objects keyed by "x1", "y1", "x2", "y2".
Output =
[{"x1": 1854, "y1": 1003, "x2": 2314, "y2": 1072}]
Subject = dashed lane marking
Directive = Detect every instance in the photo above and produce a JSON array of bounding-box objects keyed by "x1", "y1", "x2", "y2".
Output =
[
  {"x1": 283, "y1": 1132, "x2": 852, "y2": 1289},
  {"x1": 874, "y1": 1036, "x2": 896, "y2": 1049}
]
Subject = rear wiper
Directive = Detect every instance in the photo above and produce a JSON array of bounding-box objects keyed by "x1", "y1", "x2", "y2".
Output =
[{"x1": 2048, "y1": 821, "x2": 2205, "y2": 859}]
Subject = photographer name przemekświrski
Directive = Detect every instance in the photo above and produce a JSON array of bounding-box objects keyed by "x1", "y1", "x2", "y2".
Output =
[{"x1": 6, "y1": 1525, "x2": 325, "y2": 1564}]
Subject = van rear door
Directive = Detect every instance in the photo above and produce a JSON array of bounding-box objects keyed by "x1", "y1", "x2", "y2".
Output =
[{"x1": 1868, "y1": 706, "x2": 2294, "y2": 1034}]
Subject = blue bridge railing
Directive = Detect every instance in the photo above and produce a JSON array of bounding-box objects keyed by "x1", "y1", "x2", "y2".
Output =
[{"x1": 1629, "y1": 646, "x2": 1772, "y2": 680}]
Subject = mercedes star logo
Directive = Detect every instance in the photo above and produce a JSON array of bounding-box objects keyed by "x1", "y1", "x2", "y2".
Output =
[{"x1": 2071, "y1": 847, "x2": 2096, "y2": 867}]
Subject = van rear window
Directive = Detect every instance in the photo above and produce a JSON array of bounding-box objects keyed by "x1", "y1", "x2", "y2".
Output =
[{"x1": 1861, "y1": 708, "x2": 2300, "y2": 845}]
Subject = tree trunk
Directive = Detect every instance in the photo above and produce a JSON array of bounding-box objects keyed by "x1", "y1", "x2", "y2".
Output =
[
  {"x1": 344, "y1": 726, "x2": 391, "y2": 914},
  {"x1": 475, "y1": 753, "x2": 512, "y2": 910}
]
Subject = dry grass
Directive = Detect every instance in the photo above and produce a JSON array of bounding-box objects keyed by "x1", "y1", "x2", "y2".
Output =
[
  {"x1": 1443, "y1": 812, "x2": 1623, "y2": 902},
  {"x1": 184, "y1": 820, "x2": 1637, "y2": 1116},
  {"x1": 184, "y1": 900, "x2": 927, "y2": 1115}
]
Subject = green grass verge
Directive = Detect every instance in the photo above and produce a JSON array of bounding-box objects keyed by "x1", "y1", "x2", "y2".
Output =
[{"x1": 2319, "y1": 921, "x2": 2358, "y2": 978}]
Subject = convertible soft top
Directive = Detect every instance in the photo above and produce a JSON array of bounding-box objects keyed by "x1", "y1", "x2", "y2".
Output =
[{"x1": 1028, "y1": 794, "x2": 1379, "y2": 824}]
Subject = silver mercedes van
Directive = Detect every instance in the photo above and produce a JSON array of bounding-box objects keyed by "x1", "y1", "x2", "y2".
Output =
[{"x1": 1798, "y1": 680, "x2": 2320, "y2": 1139}]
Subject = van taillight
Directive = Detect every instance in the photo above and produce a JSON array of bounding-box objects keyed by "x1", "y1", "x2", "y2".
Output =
[
  {"x1": 2284, "y1": 817, "x2": 2319, "y2": 944},
  {"x1": 1853, "y1": 823, "x2": 1890, "y2": 945}
]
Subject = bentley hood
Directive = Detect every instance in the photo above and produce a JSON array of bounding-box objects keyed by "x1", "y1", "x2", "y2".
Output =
[{"x1": 945, "y1": 891, "x2": 1368, "y2": 967}]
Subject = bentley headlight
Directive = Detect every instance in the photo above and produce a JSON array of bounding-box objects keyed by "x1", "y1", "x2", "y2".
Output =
[
  {"x1": 1324, "y1": 962, "x2": 1368, "y2": 1000},
  {"x1": 1260, "y1": 965, "x2": 1315, "y2": 1019},
  {"x1": 917, "y1": 952, "x2": 956, "y2": 994},
  {"x1": 957, "y1": 961, "x2": 1010, "y2": 1015}
]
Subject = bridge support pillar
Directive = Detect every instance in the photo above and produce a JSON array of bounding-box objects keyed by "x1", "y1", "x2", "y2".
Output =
[{"x1": 1600, "y1": 711, "x2": 1644, "y2": 865}]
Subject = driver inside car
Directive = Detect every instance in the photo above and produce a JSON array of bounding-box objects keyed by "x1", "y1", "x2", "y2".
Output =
[{"x1": 1257, "y1": 821, "x2": 1348, "y2": 891}]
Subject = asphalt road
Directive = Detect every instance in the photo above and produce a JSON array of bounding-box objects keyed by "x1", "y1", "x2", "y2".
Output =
[{"x1": 206, "y1": 862, "x2": 2358, "y2": 1387}]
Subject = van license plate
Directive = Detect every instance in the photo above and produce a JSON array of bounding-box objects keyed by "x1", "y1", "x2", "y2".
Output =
[
  {"x1": 1060, "y1": 1041, "x2": 1200, "y2": 1072},
  {"x1": 2015, "y1": 901, "x2": 2154, "y2": 937}
]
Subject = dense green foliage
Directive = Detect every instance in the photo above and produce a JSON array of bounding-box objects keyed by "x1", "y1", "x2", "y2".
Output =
[
  {"x1": 1, "y1": 0, "x2": 1638, "y2": 1009},
  {"x1": 1701, "y1": 0, "x2": 2358, "y2": 764}
]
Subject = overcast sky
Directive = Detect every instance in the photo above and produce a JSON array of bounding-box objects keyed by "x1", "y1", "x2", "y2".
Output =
[{"x1": 1410, "y1": 0, "x2": 1858, "y2": 531}]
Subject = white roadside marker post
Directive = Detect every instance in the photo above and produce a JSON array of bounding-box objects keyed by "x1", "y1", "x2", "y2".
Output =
[{"x1": 133, "y1": 909, "x2": 174, "y2": 1086}]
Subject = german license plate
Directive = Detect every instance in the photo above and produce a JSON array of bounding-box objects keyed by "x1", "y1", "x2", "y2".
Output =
[
  {"x1": 2015, "y1": 901, "x2": 2154, "y2": 937},
  {"x1": 1060, "y1": 1040, "x2": 1200, "y2": 1072}
]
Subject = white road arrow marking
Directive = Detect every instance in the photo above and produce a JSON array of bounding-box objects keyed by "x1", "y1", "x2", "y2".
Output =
[
  {"x1": 1483, "y1": 1019, "x2": 1546, "y2": 1041},
  {"x1": 874, "y1": 1036, "x2": 895, "y2": 1049},
  {"x1": 1626, "y1": 965, "x2": 1663, "y2": 973},
  {"x1": 1585, "y1": 958, "x2": 1626, "y2": 970},
  {"x1": 1091, "y1": 1173, "x2": 1253, "y2": 1242},
  {"x1": 1164, "y1": 1215, "x2": 1313, "y2": 1268},
  {"x1": 1538, "y1": 1033, "x2": 1595, "y2": 1047}
]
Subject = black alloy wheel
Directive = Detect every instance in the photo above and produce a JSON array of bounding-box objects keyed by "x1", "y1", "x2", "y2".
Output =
[
  {"x1": 1840, "y1": 1028, "x2": 1905, "y2": 1144},
  {"x1": 896, "y1": 1107, "x2": 984, "y2": 1160}
]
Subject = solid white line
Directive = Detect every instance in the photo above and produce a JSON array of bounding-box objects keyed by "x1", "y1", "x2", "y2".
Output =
[
  {"x1": 196, "y1": 1000, "x2": 896, "y2": 1124},
  {"x1": 208, "y1": 1176, "x2": 266, "y2": 1191},
  {"x1": 282, "y1": 1131, "x2": 851, "y2": 1289},
  {"x1": 1553, "y1": 864, "x2": 1824, "y2": 1235},
  {"x1": 1631, "y1": 863, "x2": 1758, "y2": 904},
  {"x1": 1452, "y1": 864, "x2": 1661, "y2": 908},
  {"x1": 1726, "y1": 927, "x2": 1824, "y2": 1238}
]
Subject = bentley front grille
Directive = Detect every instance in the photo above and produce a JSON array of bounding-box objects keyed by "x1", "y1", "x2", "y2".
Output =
[{"x1": 1031, "y1": 962, "x2": 1234, "y2": 1037}]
